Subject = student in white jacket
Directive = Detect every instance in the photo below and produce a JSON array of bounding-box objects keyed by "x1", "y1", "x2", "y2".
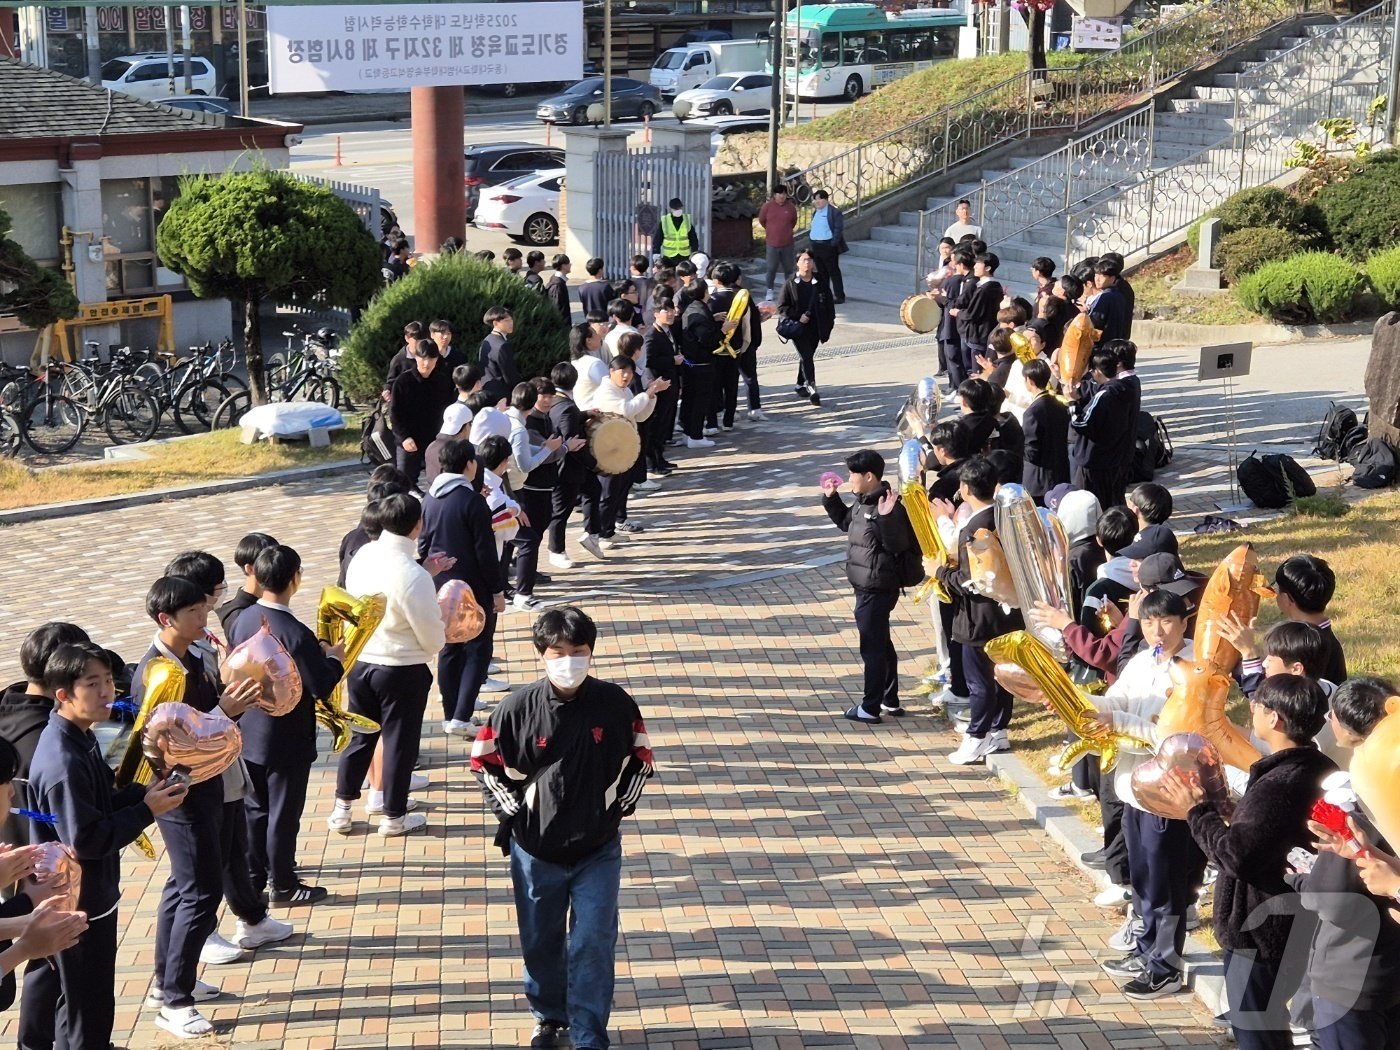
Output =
[
  {"x1": 593, "y1": 354, "x2": 670, "y2": 548},
  {"x1": 1090, "y1": 588, "x2": 1206, "y2": 1000},
  {"x1": 330, "y1": 493, "x2": 448, "y2": 837}
]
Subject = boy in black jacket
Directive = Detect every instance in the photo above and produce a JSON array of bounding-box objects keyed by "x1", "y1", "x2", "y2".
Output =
[
  {"x1": 546, "y1": 361, "x2": 605, "y2": 564},
  {"x1": 227, "y1": 545, "x2": 345, "y2": 906},
  {"x1": 950, "y1": 251, "x2": 1003, "y2": 376},
  {"x1": 1020, "y1": 358, "x2": 1070, "y2": 504},
  {"x1": 1272, "y1": 554, "x2": 1347, "y2": 685},
  {"x1": 217, "y1": 532, "x2": 277, "y2": 638},
  {"x1": 1071, "y1": 347, "x2": 1134, "y2": 507},
  {"x1": 1161, "y1": 674, "x2": 1335, "y2": 1041},
  {"x1": 470, "y1": 606, "x2": 653, "y2": 1050},
  {"x1": 390, "y1": 340, "x2": 457, "y2": 489},
  {"x1": 21, "y1": 643, "x2": 186, "y2": 1050},
  {"x1": 479, "y1": 306, "x2": 519, "y2": 404},
  {"x1": 933, "y1": 456, "x2": 1023, "y2": 763},
  {"x1": 821, "y1": 448, "x2": 918, "y2": 725}
]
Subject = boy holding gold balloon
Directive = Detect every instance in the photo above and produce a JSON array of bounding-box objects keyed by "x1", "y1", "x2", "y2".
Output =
[{"x1": 23, "y1": 642, "x2": 187, "y2": 1049}]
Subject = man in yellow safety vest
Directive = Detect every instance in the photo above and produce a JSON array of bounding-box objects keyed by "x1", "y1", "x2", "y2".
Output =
[{"x1": 652, "y1": 197, "x2": 699, "y2": 267}]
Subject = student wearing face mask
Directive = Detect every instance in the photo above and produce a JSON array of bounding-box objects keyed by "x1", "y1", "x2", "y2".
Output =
[{"x1": 470, "y1": 606, "x2": 654, "y2": 1050}]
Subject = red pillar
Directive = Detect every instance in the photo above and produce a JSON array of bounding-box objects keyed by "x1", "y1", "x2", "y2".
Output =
[{"x1": 410, "y1": 86, "x2": 465, "y2": 254}]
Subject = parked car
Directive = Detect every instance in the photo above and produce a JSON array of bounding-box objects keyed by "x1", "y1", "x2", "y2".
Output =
[
  {"x1": 464, "y1": 143, "x2": 566, "y2": 222},
  {"x1": 469, "y1": 61, "x2": 601, "y2": 98},
  {"x1": 674, "y1": 73, "x2": 772, "y2": 116},
  {"x1": 160, "y1": 95, "x2": 237, "y2": 116},
  {"x1": 101, "y1": 54, "x2": 217, "y2": 99},
  {"x1": 473, "y1": 169, "x2": 564, "y2": 246},
  {"x1": 536, "y1": 77, "x2": 662, "y2": 125}
]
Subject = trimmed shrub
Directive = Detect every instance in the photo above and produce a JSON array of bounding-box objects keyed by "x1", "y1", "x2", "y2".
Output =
[
  {"x1": 1217, "y1": 226, "x2": 1306, "y2": 284},
  {"x1": 1215, "y1": 187, "x2": 1311, "y2": 236},
  {"x1": 1367, "y1": 244, "x2": 1400, "y2": 309},
  {"x1": 1315, "y1": 157, "x2": 1400, "y2": 260},
  {"x1": 1235, "y1": 251, "x2": 1363, "y2": 324},
  {"x1": 340, "y1": 254, "x2": 569, "y2": 400}
]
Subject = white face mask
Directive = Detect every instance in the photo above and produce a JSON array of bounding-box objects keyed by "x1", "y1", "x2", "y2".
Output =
[
  {"x1": 670, "y1": 208, "x2": 683, "y2": 217},
  {"x1": 544, "y1": 655, "x2": 590, "y2": 690}
]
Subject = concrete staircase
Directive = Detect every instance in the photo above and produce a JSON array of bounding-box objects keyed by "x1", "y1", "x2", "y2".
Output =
[{"x1": 839, "y1": 18, "x2": 1387, "y2": 302}]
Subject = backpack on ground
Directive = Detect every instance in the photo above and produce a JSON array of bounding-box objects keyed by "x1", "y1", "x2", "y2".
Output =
[
  {"x1": 1349, "y1": 437, "x2": 1399, "y2": 488},
  {"x1": 360, "y1": 403, "x2": 394, "y2": 466},
  {"x1": 1129, "y1": 411, "x2": 1172, "y2": 483},
  {"x1": 1237, "y1": 451, "x2": 1316, "y2": 509},
  {"x1": 1313, "y1": 402, "x2": 1366, "y2": 461}
]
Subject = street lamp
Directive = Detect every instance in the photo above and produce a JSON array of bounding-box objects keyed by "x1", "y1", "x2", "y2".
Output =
[
  {"x1": 586, "y1": 102, "x2": 605, "y2": 126},
  {"x1": 672, "y1": 98, "x2": 692, "y2": 122}
]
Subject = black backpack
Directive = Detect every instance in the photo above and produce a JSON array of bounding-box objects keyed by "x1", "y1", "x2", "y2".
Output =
[
  {"x1": 1349, "y1": 437, "x2": 1399, "y2": 488},
  {"x1": 1237, "y1": 451, "x2": 1316, "y2": 508},
  {"x1": 895, "y1": 501, "x2": 926, "y2": 588},
  {"x1": 1313, "y1": 402, "x2": 1367, "y2": 461},
  {"x1": 1129, "y1": 411, "x2": 1173, "y2": 483},
  {"x1": 360, "y1": 403, "x2": 394, "y2": 466}
]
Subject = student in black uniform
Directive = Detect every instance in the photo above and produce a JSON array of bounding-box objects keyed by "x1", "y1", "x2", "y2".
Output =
[
  {"x1": 546, "y1": 362, "x2": 605, "y2": 566},
  {"x1": 1071, "y1": 347, "x2": 1134, "y2": 507},
  {"x1": 227, "y1": 545, "x2": 345, "y2": 906},
  {"x1": 471, "y1": 606, "x2": 653, "y2": 1050},
  {"x1": 641, "y1": 293, "x2": 682, "y2": 476},
  {"x1": 1020, "y1": 358, "x2": 1071, "y2": 504},
  {"x1": 134, "y1": 576, "x2": 261, "y2": 1039},
  {"x1": 216, "y1": 532, "x2": 278, "y2": 638},
  {"x1": 479, "y1": 307, "x2": 519, "y2": 404},
  {"x1": 22, "y1": 643, "x2": 185, "y2": 1050},
  {"x1": 1271, "y1": 555, "x2": 1348, "y2": 685},
  {"x1": 576, "y1": 258, "x2": 614, "y2": 318}
]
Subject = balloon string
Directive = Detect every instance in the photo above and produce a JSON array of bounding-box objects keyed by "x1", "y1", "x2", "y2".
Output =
[{"x1": 17, "y1": 809, "x2": 56, "y2": 825}]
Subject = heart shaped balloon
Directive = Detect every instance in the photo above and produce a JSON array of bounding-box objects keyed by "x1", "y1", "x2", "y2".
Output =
[
  {"x1": 438, "y1": 580, "x2": 486, "y2": 644},
  {"x1": 1130, "y1": 732, "x2": 1234, "y2": 821},
  {"x1": 819, "y1": 471, "x2": 843, "y2": 491},
  {"x1": 141, "y1": 701, "x2": 243, "y2": 785},
  {"x1": 220, "y1": 619, "x2": 303, "y2": 716},
  {"x1": 33, "y1": 842, "x2": 81, "y2": 912}
]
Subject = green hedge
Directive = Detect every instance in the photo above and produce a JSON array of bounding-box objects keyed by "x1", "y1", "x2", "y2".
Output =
[
  {"x1": 1315, "y1": 153, "x2": 1400, "y2": 261},
  {"x1": 339, "y1": 254, "x2": 570, "y2": 400},
  {"x1": 1235, "y1": 251, "x2": 1363, "y2": 324},
  {"x1": 1367, "y1": 245, "x2": 1400, "y2": 310},
  {"x1": 1217, "y1": 226, "x2": 1308, "y2": 285},
  {"x1": 1187, "y1": 186, "x2": 1326, "y2": 264}
]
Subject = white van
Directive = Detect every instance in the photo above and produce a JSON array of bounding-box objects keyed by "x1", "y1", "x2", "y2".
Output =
[{"x1": 649, "y1": 39, "x2": 769, "y2": 98}]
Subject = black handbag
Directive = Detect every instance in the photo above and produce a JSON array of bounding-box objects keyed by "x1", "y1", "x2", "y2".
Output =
[{"x1": 776, "y1": 316, "x2": 807, "y2": 342}]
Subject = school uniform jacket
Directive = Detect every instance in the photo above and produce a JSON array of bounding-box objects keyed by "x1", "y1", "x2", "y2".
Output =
[
  {"x1": 419, "y1": 474, "x2": 503, "y2": 608},
  {"x1": 390, "y1": 363, "x2": 457, "y2": 450},
  {"x1": 642, "y1": 323, "x2": 679, "y2": 384},
  {"x1": 954, "y1": 278, "x2": 1003, "y2": 350},
  {"x1": 938, "y1": 273, "x2": 965, "y2": 349},
  {"x1": 385, "y1": 344, "x2": 466, "y2": 392},
  {"x1": 1070, "y1": 377, "x2": 1134, "y2": 470},
  {"x1": 1087, "y1": 286, "x2": 1132, "y2": 343},
  {"x1": 28, "y1": 713, "x2": 153, "y2": 916},
  {"x1": 548, "y1": 392, "x2": 598, "y2": 479},
  {"x1": 1021, "y1": 392, "x2": 1071, "y2": 501},
  {"x1": 576, "y1": 279, "x2": 614, "y2": 318},
  {"x1": 228, "y1": 603, "x2": 343, "y2": 768},
  {"x1": 519, "y1": 410, "x2": 562, "y2": 491},
  {"x1": 934, "y1": 505, "x2": 1023, "y2": 645},
  {"x1": 709, "y1": 285, "x2": 763, "y2": 356},
  {"x1": 133, "y1": 640, "x2": 225, "y2": 822},
  {"x1": 470, "y1": 675, "x2": 653, "y2": 864},
  {"x1": 479, "y1": 331, "x2": 520, "y2": 403},
  {"x1": 545, "y1": 275, "x2": 572, "y2": 323},
  {"x1": 216, "y1": 589, "x2": 258, "y2": 640},
  {"x1": 681, "y1": 300, "x2": 723, "y2": 365}
]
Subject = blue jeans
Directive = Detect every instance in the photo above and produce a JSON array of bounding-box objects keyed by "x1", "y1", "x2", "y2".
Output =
[{"x1": 510, "y1": 835, "x2": 623, "y2": 1050}]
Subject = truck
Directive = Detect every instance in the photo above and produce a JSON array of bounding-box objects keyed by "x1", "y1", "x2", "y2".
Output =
[{"x1": 649, "y1": 39, "x2": 769, "y2": 98}]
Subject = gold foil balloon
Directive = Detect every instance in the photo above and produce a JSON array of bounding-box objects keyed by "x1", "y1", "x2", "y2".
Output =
[
  {"x1": 1010, "y1": 330, "x2": 1037, "y2": 364},
  {"x1": 1058, "y1": 311, "x2": 1100, "y2": 393},
  {"x1": 994, "y1": 484, "x2": 1073, "y2": 660},
  {"x1": 220, "y1": 620, "x2": 303, "y2": 716},
  {"x1": 1158, "y1": 660, "x2": 1261, "y2": 772},
  {"x1": 965, "y1": 529, "x2": 1019, "y2": 606},
  {"x1": 315, "y1": 587, "x2": 386, "y2": 752},
  {"x1": 115, "y1": 656, "x2": 186, "y2": 789},
  {"x1": 438, "y1": 580, "x2": 486, "y2": 644},
  {"x1": 32, "y1": 842, "x2": 81, "y2": 912},
  {"x1": 985, "y1": 631, "x2": 1152, "y2": 774},
  {"x1": 141, "y1": 702, "x2": 243, "y2": 785},
  {"x1": 1194, "y1": 543, "x2": 1275, "y2": 676},
  {"x1": 897, "y1": 439, "x2": 953, "y2": 605},
  {"x1": 1130, "y1": 732, "x2": 1235, "y2": 821},
  {"x1": 1347, "y1": 694, "x2": 1400, "y2": 852}
]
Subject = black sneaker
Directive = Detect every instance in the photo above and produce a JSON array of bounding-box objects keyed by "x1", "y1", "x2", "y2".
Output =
[
  {"x1": 808, "y1": 389, "x2": 822, "y2": 406},
  {"x1": 270, "y1": 881, "x2": 328, "y2": 906},
  {"x1": 1081, "y1": 849, "x2": 1107, "y2": 870},
  {"x1": 530, "y1": 1020, "x2": 569, "y2": 1048},
  {"x1": 1100, "y1": 953, "x2": 1147, "y2": 979},
  {"x1": 1122, "y1": 968, "x2": 1183, "y2": 999},
  {"x1": 794, "y1": 385, "x2": 810, "y2": 399}
]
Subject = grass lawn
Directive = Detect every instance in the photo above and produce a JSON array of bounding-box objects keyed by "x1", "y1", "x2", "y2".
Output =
[
  {"x1": 0, "y1": 426, "x2": 361, "y2": 512},
  {"x1": 1007, "y1": 491, "x2": 1400, "y2": 949},
  {"x1": 1131, "y1": 246, "x2": 1268, "y2": 327}
]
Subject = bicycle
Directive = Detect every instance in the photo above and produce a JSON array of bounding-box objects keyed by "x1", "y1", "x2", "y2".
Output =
[
  {"x1": 266, "y1": 326, "x2": 345, "y2": 408},
  {"x1": 0, "y1": 361, "x2": 86, "y2": 455},
  {"x1": 90, "y1": 368, "x2": 160, "y2": 445},
  {"x1": 132, "y1": 345, "x2": 232, "y2": 434}
]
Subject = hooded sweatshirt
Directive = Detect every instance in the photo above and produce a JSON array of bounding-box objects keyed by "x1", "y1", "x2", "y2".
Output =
[{"x1": 1091, "y1": 640, "x2": 1194, "y2": 810}]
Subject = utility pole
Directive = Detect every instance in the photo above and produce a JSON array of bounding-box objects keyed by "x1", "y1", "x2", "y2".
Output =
[
  {"x1": 180, "y1": 5, "x2": 193, "y2": 94},
  {"x1": 604, "y1": 0, "x2": 612, "y2": 125},
  {"x1": 766, "y1": 0, "x2": 785, "y2": 192},
  {"x1": 790, "y1": 0, "x2": 801, "y2": 127},
  {"x1": 236, "y1": 0, "x2": 250, "y2": 115}
]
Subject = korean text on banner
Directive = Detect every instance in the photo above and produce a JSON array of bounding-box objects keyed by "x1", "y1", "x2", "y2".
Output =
[{"x1": 266, "y1": 2, "x2": 585, "y2": 94}]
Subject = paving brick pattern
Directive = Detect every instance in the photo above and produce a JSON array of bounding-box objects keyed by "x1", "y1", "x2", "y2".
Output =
[{"x1": 0, "y1": 341, "x2": 1236, "y2": 1049}]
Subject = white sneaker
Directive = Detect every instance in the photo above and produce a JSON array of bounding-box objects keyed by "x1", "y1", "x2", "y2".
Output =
[
  {"x1": 720, "y1": 424, "x2": 735, "y2": 432},
  {"x1": 480, "y1": 676, "x2": 511, "y2": 693},
  {"x1": 703, "y1": 426, "x2": 719, "y2": 436},
  {"x1": 512, "y1": 593, "x2": 543, "y2": 611},
  {"x1": 487, "y1": 661, "x2": 502, "y2": 674},
  {"x1": 234, "y1": 914, "x2": 293, "y2": 949},
  {"x1": 686, "y1": 436, "x2": 715, "y2": 449},
  {"x1": 634, "y1": 479, "x2": 660, "y2": 491},
  {"x1": 146, "y1": 980, "x2": 220, "y2": 1009},
  {"x1": 1108, "y1": 916, "x2": 1146, "y2": 952},
  {"x1": 1094, "y1": 884, "x2": 1132, "y2": 908},
  {"x1": 409, "y1": 771, "x2": 429, "y2": 792},
  {"x1": 379, "y1": 812, "x2": 428, "y2": 837},
  {"x1": 365, "y1": 797, "x2": 420, "y2": 816},
  {"x1": 947, "y1": 733, "x2": 993, "y2": 765},
  {"x1": 600, "y1": 537, "x2": 626, "y2": 551},
  {"x1": 747, "y1": 409, "x2": 765, "y2": 421},
  {"x1": 155, "y1": 1005, "x2": 213, "y2": 1040},
  {"x1": 442, "y1": 718, "x2": 474, "y2": 736},
  {"x1": 988, "y1": 730, "x2": 1011, "y2": 753},
  {"x1": 579, "y1": 535, "x2": 607, "y2": 560},
  {"x1": 199, "y1": 932, "x2": 246, "y2": 965},
  {"x1": 548, "y1": 552, "x2": 574, "y2": 569},
  {"x1": 1050, "y1": 783, "x2": 1096, "y2": 801},
  {"x1": 327, "y1": 806, "x2": 353, "y2": 834}
]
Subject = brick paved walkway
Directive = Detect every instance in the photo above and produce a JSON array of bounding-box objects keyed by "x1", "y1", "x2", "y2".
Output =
[{"x1": 0, "y1": 341, "x2": 1243, "y2": 1049}]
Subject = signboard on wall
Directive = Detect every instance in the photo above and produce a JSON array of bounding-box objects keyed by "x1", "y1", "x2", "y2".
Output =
[
  {"x1": 1070, "y1": 16, "x2": 1123, "y2": 50},
  {"x1": 265, "y1": 2, "x2": 585, "y2": 93}
]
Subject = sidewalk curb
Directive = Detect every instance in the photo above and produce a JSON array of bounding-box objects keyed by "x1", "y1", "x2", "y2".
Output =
[
  {"x1": 980, "y1": 746, "x2": 1228, "y2": 1019},
  {"x1": 1135, "y1": 316, "x2": 1377, "y2": 347},
  {"x1": 0, "y1": 460, "x2": 364, "y2": 526}
]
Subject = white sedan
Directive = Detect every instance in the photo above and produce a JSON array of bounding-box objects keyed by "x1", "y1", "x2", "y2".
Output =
[
  {"x1": 674, "y1": 73, "x2": 773, "y2": 117},
  {"x1": 472, "y1": 169, "x2": 564, "y2": 246}
]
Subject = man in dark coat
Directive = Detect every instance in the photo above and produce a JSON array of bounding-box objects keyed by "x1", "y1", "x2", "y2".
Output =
[
  {"x1": 822, "y1": 448, "x2": 917, "y2": 725},
  {"x1": 1019, "y1": 358, "x2": 1071, "y2": 504},
  {"x1": 950, "y1": 252, "x2": 1003, "y2": 382}
]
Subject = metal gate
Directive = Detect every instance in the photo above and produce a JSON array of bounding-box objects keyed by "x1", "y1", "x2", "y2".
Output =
[
  {"x1": 292, "y1": 172, "x2": 384, "y2": 236},
  {"x1": 594, "y1": 147, "x2": 711, "y2": 276}
]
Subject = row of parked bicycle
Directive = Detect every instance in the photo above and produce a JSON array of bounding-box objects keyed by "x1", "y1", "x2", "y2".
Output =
[{"x1": 0, "y1": 325, "x2": 349, "y2": 457}]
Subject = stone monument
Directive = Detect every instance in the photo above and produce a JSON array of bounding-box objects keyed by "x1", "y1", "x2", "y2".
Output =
[
  {"x1": 1365, "y1": 311, "x2": 1400, "y2": 446},
  {"x1": 1176, "y1": 217, "x2": 1224, "y2": 293}
]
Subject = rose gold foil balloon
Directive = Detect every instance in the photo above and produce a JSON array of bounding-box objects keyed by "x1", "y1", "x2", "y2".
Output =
[
  {"x1": 1350, "y1": 695, "x2": 1400, "y2": 853},
  {"x1": 438, "y1": 580, "x2": 486, "y2": 644},
  {"x1": 33, "y1": 842, "x2": 81, "y2": 912},
  {"x1": 1130, "y1": 732, "x2": 1234, "y2": 822},
  {"x1": 966, "y1": 528, "x2": 1019, "y2": 606},
  {"x1": 141, "y1": 701, "x2": 243, "y2": 785},
  {"x1": 220, "y1": 619, "x2": 303, "y2": 716},
  {"x1": 993, "y1": 661, "x2": 1047, "y2": 705}
]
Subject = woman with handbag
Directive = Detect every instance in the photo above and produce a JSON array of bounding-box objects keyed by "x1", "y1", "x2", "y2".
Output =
[{"x1": 777, "y1": 250, "x2": 836, "y2": 407}]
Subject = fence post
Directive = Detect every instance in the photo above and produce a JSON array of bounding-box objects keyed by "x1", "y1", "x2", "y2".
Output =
[
  {"x1": 941, "y1": 107, "x2": 951, "y2": 173},
  {"x1": 855, "y1": 148, "x2": 864, "y2": 216},
  {"x1": 1238, "y1": 127, "x2": 1249, "y2": 191},
  {"x1": 1025, "y1": 69, "x2": 1034, "y2": 135}
]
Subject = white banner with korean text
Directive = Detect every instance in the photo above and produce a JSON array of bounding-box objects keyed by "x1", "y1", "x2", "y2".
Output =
[{"x1": 266, "y1": 2, "x2": 585, "y2": 93}]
